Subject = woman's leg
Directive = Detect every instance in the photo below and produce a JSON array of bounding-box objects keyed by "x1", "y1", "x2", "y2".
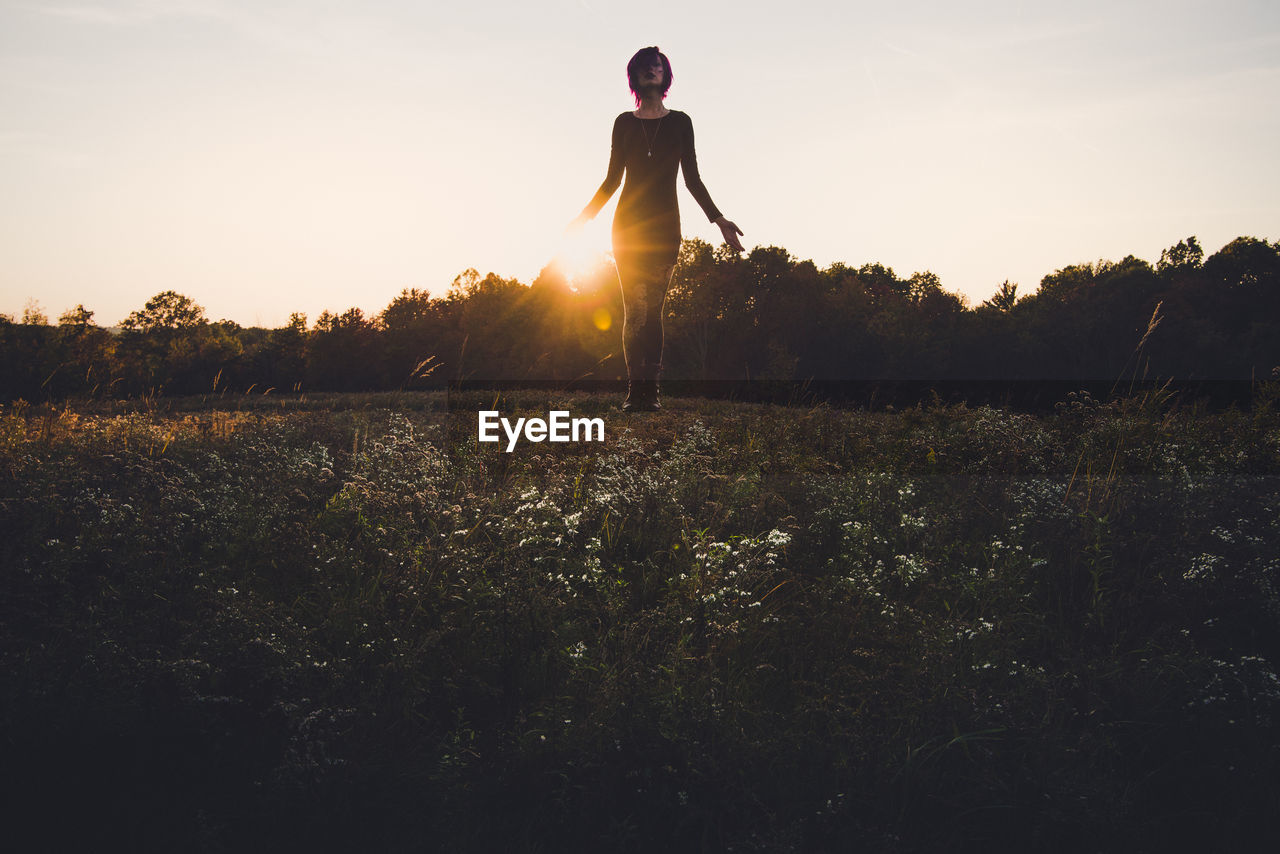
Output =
[{"x1": 617, "y1": 250, "x2": 675, "y2": 383}]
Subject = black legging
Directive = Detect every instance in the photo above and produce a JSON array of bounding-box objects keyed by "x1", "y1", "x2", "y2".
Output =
[{"x1": 615, "y1": 247, "x2": 676, "y2": 381}]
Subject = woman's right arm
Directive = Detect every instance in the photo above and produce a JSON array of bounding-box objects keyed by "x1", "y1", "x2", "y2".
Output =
[{"x1": 573, "y1": 115, "x2": 626, "y2": 226}]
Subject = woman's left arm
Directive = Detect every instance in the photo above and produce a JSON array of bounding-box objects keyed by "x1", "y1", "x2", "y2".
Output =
[{"x1": 681, "y1": 115, "x2": 745, "y2": 253}]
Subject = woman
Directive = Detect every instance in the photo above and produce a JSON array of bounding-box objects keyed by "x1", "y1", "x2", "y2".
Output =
[{"x1": 572, "y1": 46, "x2": 744, "y2": 412}]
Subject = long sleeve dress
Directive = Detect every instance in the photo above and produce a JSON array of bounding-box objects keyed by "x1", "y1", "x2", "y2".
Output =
[
  {"x1": 580, "y1": 110, "x2": 724, "y2": 378},
  {"x1": 581, "y1": 110, "x2": 723, "y2": 273}
]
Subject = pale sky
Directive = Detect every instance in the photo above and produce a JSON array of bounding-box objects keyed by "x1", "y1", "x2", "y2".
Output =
[{"x1": 2, "y1": 0, "x2": 1277, "y2": 327}]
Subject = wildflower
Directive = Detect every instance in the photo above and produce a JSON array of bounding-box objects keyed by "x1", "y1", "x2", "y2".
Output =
[{"x1": 765, "y1": 529, "x2": 791, "y2": 548}]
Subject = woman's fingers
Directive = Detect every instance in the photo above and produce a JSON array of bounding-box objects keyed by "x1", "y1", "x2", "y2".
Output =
[{"x1": 719, "y1": 220, "x2": 745, "y2": 251}]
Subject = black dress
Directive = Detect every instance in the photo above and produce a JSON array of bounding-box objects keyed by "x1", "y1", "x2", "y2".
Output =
[{"x1": 580, "y1": 110, "x2": 723, "y2": 380}]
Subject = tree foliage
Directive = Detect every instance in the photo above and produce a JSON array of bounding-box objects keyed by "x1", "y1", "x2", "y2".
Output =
[{"x1": 3, "y1": 235, "x2": 1277, "y2": 403}]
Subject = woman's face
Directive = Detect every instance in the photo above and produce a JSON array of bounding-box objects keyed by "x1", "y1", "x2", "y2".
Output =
[{"x1": 641, "y1": 55, "x2": 665, "y2": 89}]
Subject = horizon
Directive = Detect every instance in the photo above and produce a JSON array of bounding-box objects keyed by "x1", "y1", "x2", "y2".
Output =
[
  {"x1": 3, "y1": 0, "x2": 1278, "y2": 328},
  {"x1": 4, "y1": 232, "x2": 1265, "y2": 331}
]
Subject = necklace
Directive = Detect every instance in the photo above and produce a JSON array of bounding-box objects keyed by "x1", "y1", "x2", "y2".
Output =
[{"x1": 640, "y1": 114, "x2": 665, "y2": 157}]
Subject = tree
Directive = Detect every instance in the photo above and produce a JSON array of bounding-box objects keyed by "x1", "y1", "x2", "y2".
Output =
[
  {"x1": 982, "y1": 281, "x2": 1019, "y2": 313},
  {"x1": 1035, "y1": 263, "x2": 1096, "y2": 304},
  {"x1": 308, "y1": 308, "x2": 382, "y2": 390},
  {"x1": 381, "y1": 290, "x2": 448, "y2": 387},
  {"x1": 446, "y1": 271, "x2": 538, "y2": 379},
  {"x1": 121, "y1": 290, "x2": 206, "y2": 332},
  {"x1": 664, "y1": 239, "x2": 760, "y2": 379},
  {"x1": 117, "y1": 291, "x2": 211, "y2": 393},
  {"x1": 1201, "y1": 237, "x2": 1280, "y2": 371},
  {"x1": 51, "y1": 305, "x2": 114, "y2": 396},
  {"x1": 22, "y1": 300, "x2": 49, "y2": 326},
  {"x1": 1, "y1": 303, "x2": 53, "y2": 398},
  {"x1": 58, "y1": 305, "x2": 95, "y2": 328},
  {"x1": 1204, "y1": 236, "x2": 1279, "y2": 295},
  {"x1": 810, "y1": 263, "x2": 878, "y2": 379},
  {"x1": 1157, "y1": 236, "x2": 1203, "y2": 274}
]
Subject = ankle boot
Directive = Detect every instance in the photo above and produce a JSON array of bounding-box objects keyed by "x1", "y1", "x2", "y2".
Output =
[
  {"x1": 622, "y1": 379, "x2": 660, "y2": 412},
  {"x1": 646, "y1": 378, "x2": 662, "y2": 410},
  {"x1": 644, "y1": 362, "x2": 663, "y2": 411}
]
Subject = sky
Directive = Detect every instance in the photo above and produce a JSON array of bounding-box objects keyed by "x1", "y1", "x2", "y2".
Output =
[{"x1": 2, "y1": 0, "x2": 1277, "y2": 328}]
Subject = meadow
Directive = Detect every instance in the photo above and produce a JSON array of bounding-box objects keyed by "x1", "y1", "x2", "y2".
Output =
[{"x1": 2, "y1": 388, "x2": 1278, "y2": 852}]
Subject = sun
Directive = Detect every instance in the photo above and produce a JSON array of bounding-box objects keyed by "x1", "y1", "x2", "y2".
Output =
[{"x1": 553, "y1": 220, "x2": 612, "y2": 290}]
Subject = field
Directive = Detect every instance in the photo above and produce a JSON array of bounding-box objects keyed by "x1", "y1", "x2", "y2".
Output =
[{"x1": 3, "y1": 389, "x2": 1279, "y2": 852}]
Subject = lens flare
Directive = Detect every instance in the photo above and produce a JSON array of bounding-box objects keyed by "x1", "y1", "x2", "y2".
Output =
[
  {"x1": 592, "y1": 308, "x2": 612, "y2": 331},
  {"x1": 555, "y1": 221, "x2": 611, "y2": 289}
]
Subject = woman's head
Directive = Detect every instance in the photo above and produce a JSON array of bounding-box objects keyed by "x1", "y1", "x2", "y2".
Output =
[{"x1": 627, "y1": 47, "x2": 672, "y2": 105}]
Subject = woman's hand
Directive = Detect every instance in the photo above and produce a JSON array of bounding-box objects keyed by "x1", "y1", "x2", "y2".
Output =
[
  {"x1": 715, "y1": 217, "x2": 745, "y2": 252},
  {"x1": 566, "y1": 211, "x2": 590, "y2": 235}
]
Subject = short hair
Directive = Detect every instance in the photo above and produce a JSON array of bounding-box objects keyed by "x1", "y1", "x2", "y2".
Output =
[{"x1": 627, "y1": 47, "x2": 672, "y2": 106}]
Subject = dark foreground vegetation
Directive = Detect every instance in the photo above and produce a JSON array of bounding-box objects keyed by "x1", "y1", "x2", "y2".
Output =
[
  {"x1": 3, "y1": 235, "x2": 1277, "y2": 404},
  {"x1": 3, "y1": 388, "x2": 1278, "y2": 852}
]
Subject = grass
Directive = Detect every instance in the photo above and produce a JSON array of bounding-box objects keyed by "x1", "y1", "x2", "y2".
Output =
[{"x1": 2, "y1": 389, "x2": 1278, "y2": 852}]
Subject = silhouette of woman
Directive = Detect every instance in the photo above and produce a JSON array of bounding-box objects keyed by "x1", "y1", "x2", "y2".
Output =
[{"x1": 572, "y1": 46, "x2": 744, "y2": 411}]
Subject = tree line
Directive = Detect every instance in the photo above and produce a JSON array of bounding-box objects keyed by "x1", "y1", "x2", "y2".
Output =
[{"x1": 2, "y1": 235, "x2": 1276, "y2": 404}]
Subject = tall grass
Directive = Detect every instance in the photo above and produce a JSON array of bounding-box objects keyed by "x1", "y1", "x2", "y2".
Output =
[{"x1": 1, "y1": 391, "x2": 1277, "y2": 852}]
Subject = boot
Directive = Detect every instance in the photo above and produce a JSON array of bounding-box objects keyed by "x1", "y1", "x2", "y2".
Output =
[
  {"x1": 622, "y1": 380, "x2": 657, "y2": 412},
  {"x1": 622, "y1": 376, "x2": 661, "y2": 412},
  {"x1": 647, "y1": 375, "x2": 662, "y2": 410},
  {"x1": 622, "y1": 361, "x2": 663, "y2": 412}
]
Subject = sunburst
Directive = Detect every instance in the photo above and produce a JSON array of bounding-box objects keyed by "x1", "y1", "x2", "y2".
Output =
[{"x1": 554, "y1": 221, "x2": 612, "y2": 290}]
